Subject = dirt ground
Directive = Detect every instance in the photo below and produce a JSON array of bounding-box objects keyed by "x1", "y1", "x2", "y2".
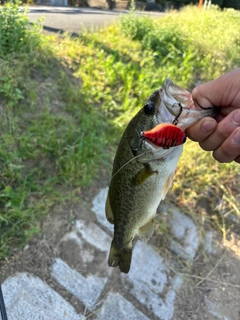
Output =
[
  {"x1": 172, "y1": 245, "x2": 240, "y2": 320},
  {"x1": 1, "y1": 181, "x2": 240, "y2": 320}
]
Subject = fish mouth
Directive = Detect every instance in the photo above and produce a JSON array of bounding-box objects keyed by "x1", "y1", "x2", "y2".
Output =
[{"x1": 157, "y1": 79, "x2": 217, "y2": 131}]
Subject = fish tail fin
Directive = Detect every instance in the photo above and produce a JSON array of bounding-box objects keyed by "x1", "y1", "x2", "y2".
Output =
[{"x1": 108, "y1": 242, "x2": 132, "y2": 274}]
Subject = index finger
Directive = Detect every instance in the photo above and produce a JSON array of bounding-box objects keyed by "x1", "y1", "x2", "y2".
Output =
[{"x1": 192, "y1": 68, "x2": 240, "y2": 109}]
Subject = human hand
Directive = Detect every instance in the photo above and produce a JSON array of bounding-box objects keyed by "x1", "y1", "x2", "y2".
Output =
[{"x1": 186, "y1": 68, "x2": 240, "y2": 163}]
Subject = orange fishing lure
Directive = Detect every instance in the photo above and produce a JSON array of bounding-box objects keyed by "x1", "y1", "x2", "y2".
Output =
[{"x1": 141, "y1": 123, "x2": 186, "y2": 148}]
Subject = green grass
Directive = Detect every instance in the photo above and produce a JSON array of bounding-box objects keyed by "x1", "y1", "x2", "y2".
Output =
[{"x1": 0, "y1": 4, "x2": 239, "y2": 259}]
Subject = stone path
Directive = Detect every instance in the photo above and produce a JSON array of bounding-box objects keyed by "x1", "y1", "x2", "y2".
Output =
[{"x1": 1, "y1": 187, "x2": 231, "y2": 320}]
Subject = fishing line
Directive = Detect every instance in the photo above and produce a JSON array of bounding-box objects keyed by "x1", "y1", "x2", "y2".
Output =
[
  {"x1": 194, "y1": 99, "x2": 214, "y2": 110},
  {"x1": 0, "y1": 83, "x2": 198, "y2": 314},
  {"x1": 41, "y1": 150, "x2": 151, "y2": 244},
  {"x1": 0, "y1": 284, "x2": 8, "y2": 320},
  {"x1": 109, "y1": 151, "x2": 149, "y2": 182},
  {"x1": 2, "y1": 152, "x2": 152, "y2": 319},
  {"x1": 45, "y1": 129, "x2": 177, "y2": 243},
  {"x1": 2, "y1": 94, "x2": 194, "y2": 288}
]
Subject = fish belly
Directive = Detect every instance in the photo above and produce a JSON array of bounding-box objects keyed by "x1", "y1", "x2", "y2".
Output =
[{"x1": 135, "y1": 146, "x2": 183, "y2": 234}]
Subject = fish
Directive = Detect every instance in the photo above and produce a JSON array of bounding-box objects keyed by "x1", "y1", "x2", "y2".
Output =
[{"x1": 105, "y1": 78, "x2": 216, "y2": 274}]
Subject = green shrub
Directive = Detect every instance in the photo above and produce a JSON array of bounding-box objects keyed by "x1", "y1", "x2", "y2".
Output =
[
  {"x1": 119, "y1": 7, "x2": 240, "y2": 85},
  {"x1": 0, "y1": 2, "x2": 42, "y2": 57},
  {"x1": 119, "y1": 14, "x2": 154, "y2": 41}
]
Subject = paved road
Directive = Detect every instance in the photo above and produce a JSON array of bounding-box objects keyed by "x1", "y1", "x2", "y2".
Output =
[{"x1": 25, "y1": 6, "x2": 165, "y2": 35}]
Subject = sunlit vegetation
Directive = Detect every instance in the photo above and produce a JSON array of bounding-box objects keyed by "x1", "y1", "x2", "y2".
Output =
[{"x1": 0, "y1": 4, "x2": 239, "y2": 258}]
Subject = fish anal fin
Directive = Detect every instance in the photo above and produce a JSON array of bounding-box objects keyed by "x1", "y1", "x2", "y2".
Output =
[
  {"x1": 132, "y1": 164, "x2": 158, "y2": 186},
  {"x1": 138, "y1": 218, "x2": 155, "y2": 241},
  {"x1": 161, "y1": 172, "x2": 175, "y2": 200},
  {"x1": 105, "y1": 192, "x2": 114, "y2": 224},
  {"x1": 108, "y1": 242, "x2": 132, "y2": 274}
]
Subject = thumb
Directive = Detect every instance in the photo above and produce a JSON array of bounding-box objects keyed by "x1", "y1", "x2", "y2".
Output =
[{"x1": 186, "y1": 117, "x2": 217, "y2": 142}]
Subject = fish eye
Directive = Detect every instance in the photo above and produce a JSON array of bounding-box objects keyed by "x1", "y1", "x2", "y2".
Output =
[{"x1": 144, "y1": 101, "x2": 155, "y2": 115}]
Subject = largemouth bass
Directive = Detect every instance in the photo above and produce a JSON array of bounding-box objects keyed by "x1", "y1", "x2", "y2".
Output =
[{"x1": 106, "y1": 79, "x2": 216, "y2": 274}]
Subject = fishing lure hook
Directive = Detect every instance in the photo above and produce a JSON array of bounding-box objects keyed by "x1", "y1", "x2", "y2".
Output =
[
  {"x1": 139, "y1": 137, "x2": 145, "y2": 151},
  {"x1": 132, "y1": 130, "x2": 147, "y2": 153},
  {"x1": 172, "y1": 102, "x2": 183, "y2": 125}
]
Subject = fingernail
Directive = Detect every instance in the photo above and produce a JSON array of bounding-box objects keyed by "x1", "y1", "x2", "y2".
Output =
[
  {"x1": 232, "y1": 110, "x2": 240, "y2": 126},
  {"x1": 200, "y1": 120, "x2": 216, "y2": 133},
  {"x1": 232, "y1": 130, "x2": 240, "y2": 145}
]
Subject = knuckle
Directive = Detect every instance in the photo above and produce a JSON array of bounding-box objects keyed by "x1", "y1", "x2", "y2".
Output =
[
  {"x1": 234, "y1": 154, "x2": 240, "y2": 164},
  {"x1": 199, "y1": 141, "x2": 213, "y2": 151},
  {"x1": 212, "y1": 143, "x2": 238, "y2": 163}
]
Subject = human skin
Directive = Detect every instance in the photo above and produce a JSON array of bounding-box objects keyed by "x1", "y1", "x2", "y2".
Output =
[{"x1": 186, "y1": 69, "x2": 240, "y2": 164}]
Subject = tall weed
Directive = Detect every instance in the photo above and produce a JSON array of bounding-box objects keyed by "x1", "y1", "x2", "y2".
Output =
[
  {"x1": 119, "y1": 14, "x2": 154, "y2": 41},
  {"x1": 119, "y1": 6, "x2": 240, "y2": 85},
  {"x1": 0, "y1": 2, "x2": 42, "y2": 57}
]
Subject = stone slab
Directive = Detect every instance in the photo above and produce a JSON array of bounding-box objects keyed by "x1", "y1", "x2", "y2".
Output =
[
  {"x1": 75, "y1": 219, "x2": 111, "y2": 251},
  {"x1": 121, "y1": 241, "x2": 182, "y2": 320},
  {"x1": 2, "y1": 272, "x2": 82, "y2": 320},
  {"x1": 96, "y1": 292, "x2": 150, "y2": 320},
  {"x1": 51, "y1": 258, "x2": 108, "y2": 312},
  {"x1": 170, "y1": 208, "x2": 199, "y2": 259},
  {"x1": 58, "y1": 219, "x2": 112, "y2": 276},
  {"x1": 160, "y1": 203, "x2": 199, "y2": 260},
  {"x1": 205, "y1": 297, "x2": 229, "y2": 320}
]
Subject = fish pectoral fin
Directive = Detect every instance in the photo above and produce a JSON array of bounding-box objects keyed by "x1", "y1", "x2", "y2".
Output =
[
  {"x1": 138, "y1": 218, "x2": 155, "y2": 241},
  {"x1": 132, "y1": 164, "x2": 158, "y2": 186},
  {"x1": 105, "y1": 193, "x2": 114, "y2": 224},
  {"x1": 108, "y1": 242, "x2": 132, "y2": 274}
]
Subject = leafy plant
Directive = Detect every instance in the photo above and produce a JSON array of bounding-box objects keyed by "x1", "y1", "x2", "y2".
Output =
[
  {"x1": 119, "y1": 14, "x2": 154, "y2": 41},
  {"x1": 0, "y1": 1, "x2": 42, "y2": 57}
]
